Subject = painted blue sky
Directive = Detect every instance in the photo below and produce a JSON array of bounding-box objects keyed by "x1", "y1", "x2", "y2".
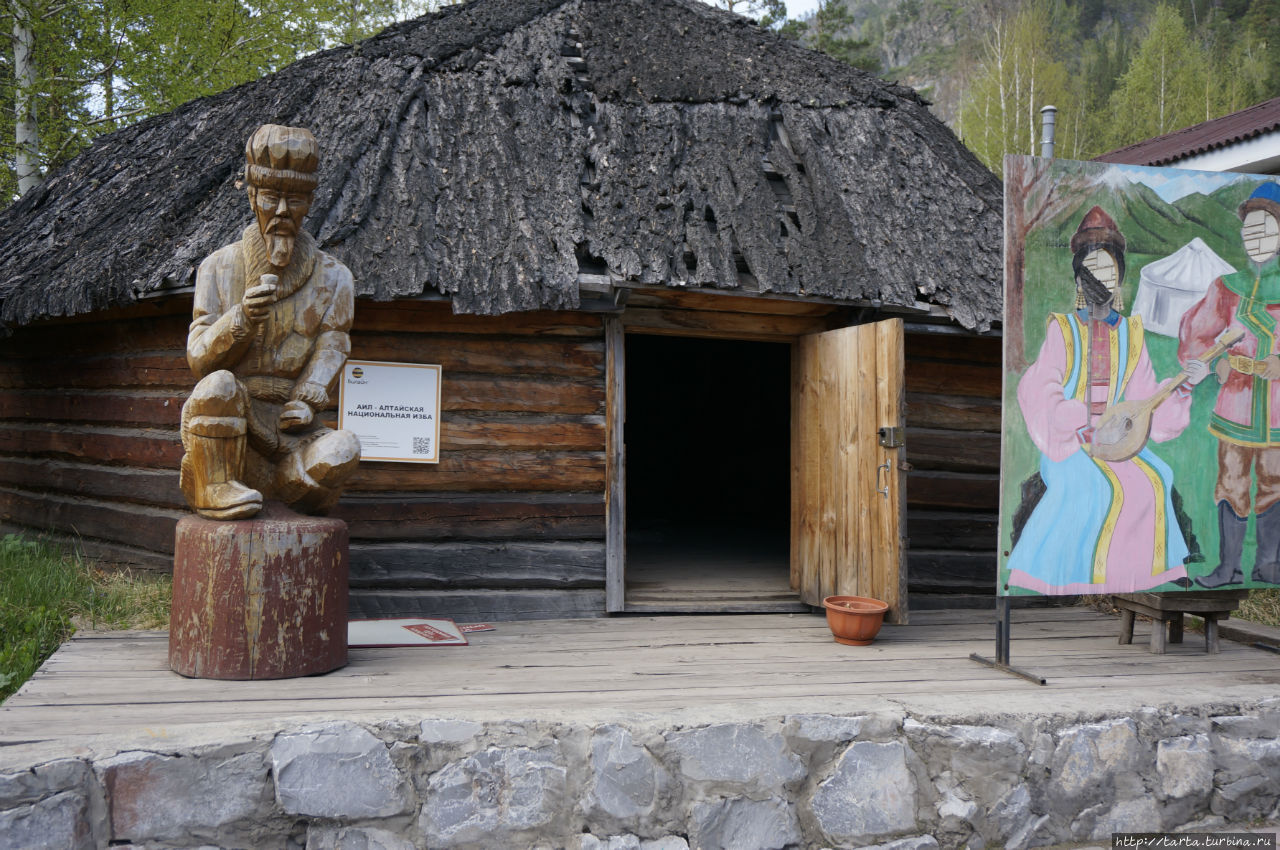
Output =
[{"x1": 1108, "y1": 163, "x2": 1254, "y2": 203}]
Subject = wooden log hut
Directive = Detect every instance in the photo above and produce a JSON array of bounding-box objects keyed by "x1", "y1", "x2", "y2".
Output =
[{"x1": 0, "y1": 0, "x2": 1003, "y2": 621}]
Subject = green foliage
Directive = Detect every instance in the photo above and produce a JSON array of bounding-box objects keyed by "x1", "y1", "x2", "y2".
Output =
[
  {"x1": 822, "y1": 0, "x2": 1280, "y2": 163},
  {"x1": 0, "y1": 535, "x2": 78, "y2": 700},
  {"x1": 709, "y1": 0, "x2": 789, "y2": 27},
  {"x1": 1105, "y1": 4, "x2": 1211, "y2": 146},
  {"x1": 782, "y1": 0, "x2": 881, "y2": 71},
  {"x1": 954, "y1": 2, "x2": 1077, "y2": 171},
  {"x1": 0, "y1": 0, "x2": 449, "y2": 202},
  {"x1": 811, "y1": 0, "x2": 880, "y2": 71},
  {"x1": 0, "y1": 533, "x2": 171, "y2": 703}
]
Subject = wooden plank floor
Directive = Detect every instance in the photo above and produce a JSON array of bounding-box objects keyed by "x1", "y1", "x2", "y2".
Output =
[
  {"x1": 4, "y1": 607, "x2": 1280, "y2": 758},
  {"x1": 625, "y1": 526, "x2": 807, "y2": 613},
  {"x1": 624, "y1": 558, "x2": 806, "y2": 613}
]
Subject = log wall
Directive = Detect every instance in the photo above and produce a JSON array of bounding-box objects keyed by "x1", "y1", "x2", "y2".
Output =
[
  {"x1": 904, "y1": 331, "x2": 1002, "y2": 596},
  {"x1": 0, "y1": 303, "x2": 192, "y2": 565},
  {"x1": 0, "y1": 291, "x2": 1000, "y2": 618},
  {"x1": 0, "y1": 299, "x2": 609, "y2": 621},
  {"x1": 340, "y1": 301, "x2": 608, "y2": 620}
]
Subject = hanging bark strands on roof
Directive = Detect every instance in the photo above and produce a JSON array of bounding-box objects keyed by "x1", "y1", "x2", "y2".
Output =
[
  {"x1": 0, "y1": 0, "x2": 1001, "y2": 330},
  {"x1": 0, "y1": 0, "x2": 1004, "y2": 621}
]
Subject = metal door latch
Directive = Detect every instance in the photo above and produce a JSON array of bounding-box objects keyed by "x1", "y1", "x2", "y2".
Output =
[{"x1": 877, "y1": 426, "x2": 904, "y2": 448}]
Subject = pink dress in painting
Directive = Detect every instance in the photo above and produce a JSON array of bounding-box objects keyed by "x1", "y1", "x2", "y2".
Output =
[{"x1": 1007, "y1": 311, "x2": 1192, "y2": 594}]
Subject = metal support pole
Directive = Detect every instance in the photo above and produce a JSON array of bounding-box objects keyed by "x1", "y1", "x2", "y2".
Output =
[
  {"x1": 970, "y1": 597, "x2": 1047, "y2": 685},
  {"x1": 998, "y1": 596, "x2": 1011, "y2": 664}
]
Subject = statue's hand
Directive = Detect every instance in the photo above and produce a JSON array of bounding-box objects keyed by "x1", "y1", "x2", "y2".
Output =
[
  {"x1": 293, "y1": 381, "x2": 328, "y2": 407},
  {"x1": 1259, "y1": 355, "x2": 1280, "y2": 381},
  {"x1": 1184, "y1": 359, "x2": 1210, "y2": 386},
  {"x1": 242, "y1": 280, "x2": 277, "y2": 324},
  {"x1": 279, "y1": 399, "x2": 313, "y2": 432}
]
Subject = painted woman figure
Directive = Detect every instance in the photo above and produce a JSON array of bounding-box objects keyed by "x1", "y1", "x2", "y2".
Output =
[{"x1": 1007, "y1": 207, "x2": 1208, "y2": 594}]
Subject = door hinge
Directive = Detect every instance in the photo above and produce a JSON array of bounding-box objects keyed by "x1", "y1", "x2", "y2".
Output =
[{"x1": 877, "y1": 426, "x2": 904, "y2": 448}]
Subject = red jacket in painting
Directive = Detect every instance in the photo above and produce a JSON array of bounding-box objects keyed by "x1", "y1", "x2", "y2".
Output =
[{"x1": 1178, "y1": 262, "x2": 1280, "y2": 447}]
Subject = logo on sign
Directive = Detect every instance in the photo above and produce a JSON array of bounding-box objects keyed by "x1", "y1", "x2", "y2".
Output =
[
  {"x1": 403, "y1": 622, "x2": 454, "y2": 642},
  {"x1": 351, "y1": 367, "x2": 364, "y2": 378}
]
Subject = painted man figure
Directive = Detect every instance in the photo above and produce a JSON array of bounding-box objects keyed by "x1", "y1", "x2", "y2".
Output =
[
  {"x1": 179, "y1": 124, "x2": 360, "y2": 520},
  {"x1": 1179, "y1": 182, "x2": 1280, "y2": 588}
]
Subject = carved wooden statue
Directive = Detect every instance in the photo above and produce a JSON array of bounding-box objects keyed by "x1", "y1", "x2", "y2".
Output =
[{"x1": 179, "y1": 124, "x2": 359, "y2": 520}]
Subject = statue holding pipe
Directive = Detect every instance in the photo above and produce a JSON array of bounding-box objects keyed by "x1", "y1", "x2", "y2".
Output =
[{"x1": 179, "y1": 124, "x2": 360, "y2": 520}]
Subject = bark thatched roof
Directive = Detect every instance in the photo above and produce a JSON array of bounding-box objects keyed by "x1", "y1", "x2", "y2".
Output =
[{"x1": 0, "y1": 0, "x2": 1002, "y2": 331}]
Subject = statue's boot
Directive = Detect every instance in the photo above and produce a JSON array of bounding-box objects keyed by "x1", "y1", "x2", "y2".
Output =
[
  {"x1": 180, "y1": 370, "x2": 262, "y2": 520},
  {"x1": 1196, "y1": 501, "x2": 1248, "y2": 588},
  {"x1": 1254, "y1": 504, "x2": 1280, "y2": 585},
  {"x1": 182, "y1": 421, "x2": 263, "y2": 520},
  {"x1": 275, "y1": 429, "x2": 361, "y2": 515}
]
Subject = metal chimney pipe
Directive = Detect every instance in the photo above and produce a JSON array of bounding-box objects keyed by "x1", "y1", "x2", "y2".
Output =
[{"x1": 1040, "y1": 105, "x2": 1058, "y2": 159}]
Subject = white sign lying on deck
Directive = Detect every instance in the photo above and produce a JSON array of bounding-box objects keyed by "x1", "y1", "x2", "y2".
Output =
[
  {"x1": 338, "y1": 360, "x2": 442, "y2": 463},
  {"x1": 348, "y1": 618, "x2": 468, "y2": 647}
]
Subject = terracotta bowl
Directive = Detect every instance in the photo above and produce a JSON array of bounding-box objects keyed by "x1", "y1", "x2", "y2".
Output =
[{"x1": 822, "y1": 595, "x2": 890, "y2": 646}]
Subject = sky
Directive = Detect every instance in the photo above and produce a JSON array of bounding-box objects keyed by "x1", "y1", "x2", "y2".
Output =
[{"x1": 698, "y1": 0, "x2": 821, "y2": 20}]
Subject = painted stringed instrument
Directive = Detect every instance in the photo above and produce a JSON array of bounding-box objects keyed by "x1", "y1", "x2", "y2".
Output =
[{"x1": 1088, "y1": 327, "x2": 1244, "y2": 463}]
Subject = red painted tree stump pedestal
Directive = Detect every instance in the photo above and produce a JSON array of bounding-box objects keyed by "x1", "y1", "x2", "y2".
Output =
[{"x1": 169, "y1": 502, "x2": 348, "y2": 679}]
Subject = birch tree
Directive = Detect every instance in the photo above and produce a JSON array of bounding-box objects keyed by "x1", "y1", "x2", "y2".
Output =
[
  {"x1": 3, "y1": 0, "x2": 101, "y2": 199},
  {"x1": 1207, "y1": 32, "x2": 1269, "y2": 117},
  {"x1": 953, "y1": 3, "x2": 1075, "y2": 173},
  {"x1": 1105, "y1": 4, "x2": 1211, "y2": 147},
  {"x1": 1, "y1": 0, "x2": 447, "y2": 202},
  {"x1": 11, "y1": 2, "x2": 35, "y2": 195}
]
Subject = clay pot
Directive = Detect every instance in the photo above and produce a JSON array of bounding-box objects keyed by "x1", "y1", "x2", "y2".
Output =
[{"x1": 822, "y1": 595, "x2": 889, "y2": 646}]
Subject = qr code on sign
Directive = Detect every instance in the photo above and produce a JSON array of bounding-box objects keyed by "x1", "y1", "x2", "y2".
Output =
[{"x1": 412, "y1": 436, "x2": 432, "y2": 455}]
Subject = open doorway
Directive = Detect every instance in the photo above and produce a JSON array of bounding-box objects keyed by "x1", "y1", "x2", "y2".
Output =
[{"x1": 623, "y1": 334, "x2": 805, "y2": 612}]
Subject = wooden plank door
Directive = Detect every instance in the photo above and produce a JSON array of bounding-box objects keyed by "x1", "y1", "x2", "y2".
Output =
[{"x1": 791, "y1": 319, "x2": 908, "y2": 623}]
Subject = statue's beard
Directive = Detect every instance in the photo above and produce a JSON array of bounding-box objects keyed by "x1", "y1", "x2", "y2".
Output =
[{"x1": 264, "y1": 231, "x2": 295, "y2": 268}]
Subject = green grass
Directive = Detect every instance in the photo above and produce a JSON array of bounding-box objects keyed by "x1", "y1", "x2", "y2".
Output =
[{"x1": 0, "y1": 534, "x2": 170, "y2": 702}]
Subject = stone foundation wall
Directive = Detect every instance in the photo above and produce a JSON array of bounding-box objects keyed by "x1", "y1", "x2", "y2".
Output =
[{"x1": 3, "y1": 702, "x2": 1279, "y2": 850}]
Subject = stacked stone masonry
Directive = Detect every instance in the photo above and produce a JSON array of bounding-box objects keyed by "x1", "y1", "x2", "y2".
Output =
[{"x1": 2, "y1": 703, "x2": 1279, "y2": 849}]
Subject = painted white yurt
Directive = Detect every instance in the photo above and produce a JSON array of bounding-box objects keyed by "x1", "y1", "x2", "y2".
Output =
[{"x1": 1132, "y1": 237, "x2": 1236, "y2": 336}]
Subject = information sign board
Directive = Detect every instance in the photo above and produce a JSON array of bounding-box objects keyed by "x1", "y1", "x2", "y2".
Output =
[{"x1": 338, "y1": 360, "x2": 442, "y2": 463}]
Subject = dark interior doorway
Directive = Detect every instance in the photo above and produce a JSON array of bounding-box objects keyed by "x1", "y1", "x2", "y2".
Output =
[{"x1": 624, "y1": 334, "x2": 805, "y2": 612}]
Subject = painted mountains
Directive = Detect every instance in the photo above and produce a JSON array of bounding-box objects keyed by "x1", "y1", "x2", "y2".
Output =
[{"x1": 1039, "y1": 173, "x2": 1258, "y2": 271}]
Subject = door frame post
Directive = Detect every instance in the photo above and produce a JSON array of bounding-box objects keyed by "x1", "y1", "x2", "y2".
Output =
[{"x1": 605, "y1": 317, "x2": 626, "y2": 612}]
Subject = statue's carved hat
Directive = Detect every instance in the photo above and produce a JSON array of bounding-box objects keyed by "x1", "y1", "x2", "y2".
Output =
[
  {"x1": 245, "y1": 125, "x2": 319, "y2": 193},
  {"x1": 1239, "y1": 182, "x2": 1280, "y2": 222},
  {"x1": 1070, "y1": 205, "x2": 1125, "y2": 258}
]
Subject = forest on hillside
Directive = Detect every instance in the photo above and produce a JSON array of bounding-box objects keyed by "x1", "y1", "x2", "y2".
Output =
[
  {"x1": 0, "y1": 0, "x2": 1275, "y2": 203},
  {"x1": 783, "y1": 0, "x2": 1280, "y2": 170}
]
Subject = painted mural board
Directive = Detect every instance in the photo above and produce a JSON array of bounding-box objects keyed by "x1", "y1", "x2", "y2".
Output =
[{"x1": 1000, "y1": 155, "x2": 1280, "y2": 597}]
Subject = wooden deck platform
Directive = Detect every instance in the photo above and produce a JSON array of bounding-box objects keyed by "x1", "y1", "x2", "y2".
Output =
[{"x1": 4, "y1": 606, "x2": 1280, "y2": 766}]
